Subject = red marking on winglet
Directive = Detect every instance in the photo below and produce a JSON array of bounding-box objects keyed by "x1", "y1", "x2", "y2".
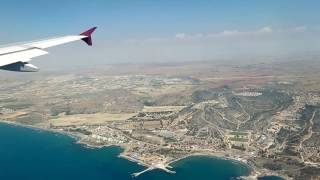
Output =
[{"x1": 80, "y1": 27, "x2": 97, "y2": 46}]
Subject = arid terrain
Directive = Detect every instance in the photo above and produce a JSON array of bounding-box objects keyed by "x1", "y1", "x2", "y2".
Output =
[{"x1": 1, "y1": 60, "x2": 320, "y2": 179}]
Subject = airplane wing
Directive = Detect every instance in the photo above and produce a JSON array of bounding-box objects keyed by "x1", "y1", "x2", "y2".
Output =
[{"x1": 0, "y1": 27, "x2": 97, "y2": 72}]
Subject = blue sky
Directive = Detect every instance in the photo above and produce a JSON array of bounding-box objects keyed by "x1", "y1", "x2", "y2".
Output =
[
  {"x1": 1, "y1": 0, "x2": 319, "y2": 40},
  {"x1": 1, "y1": 0, "x2": 320, "y2": 67}
]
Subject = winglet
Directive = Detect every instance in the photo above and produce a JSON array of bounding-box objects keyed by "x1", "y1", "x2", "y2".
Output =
[{"x1": 80, "y1": 27, "x2": 97, "y2": 46}]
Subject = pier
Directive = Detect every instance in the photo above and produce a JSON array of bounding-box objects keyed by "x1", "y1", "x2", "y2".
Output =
[{"x1": 132, "y1": 163, "x2": 176, "y2": 177}]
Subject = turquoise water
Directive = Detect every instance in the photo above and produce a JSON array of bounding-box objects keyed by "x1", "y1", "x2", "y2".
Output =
[{"x1": 0, "y1": 123, "x2": 251, "y2": 180}]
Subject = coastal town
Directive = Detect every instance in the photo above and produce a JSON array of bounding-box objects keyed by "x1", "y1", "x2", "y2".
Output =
[{"x1": 0, "y1": 62, "x2": 320, "y2": 179}]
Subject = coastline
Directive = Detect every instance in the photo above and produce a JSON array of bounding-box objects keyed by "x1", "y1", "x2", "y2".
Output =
[
  {"x1": 166, "y1": 152, "x2": 255, "y2": 179},
  {"x1": 0, "y1": 120, "x2": 81, "y2": 141},
  {"x1": 0, "y1": 120, "x2": 286, "y2": 179},
  {"x1": 119, "y1": 154, "x2": 150, "y2": 168}
]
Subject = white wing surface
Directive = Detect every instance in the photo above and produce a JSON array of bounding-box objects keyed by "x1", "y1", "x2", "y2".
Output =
[{"x1": 0, "y1": 27, "x2": 96, "y2": 72}]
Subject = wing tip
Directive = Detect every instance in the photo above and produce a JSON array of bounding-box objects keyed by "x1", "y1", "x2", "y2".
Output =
[
  {"x1": 80, "y1": 27, "x2": 97, "y2": 46},
  {"x1": 80, "y1": 27, "x2": 97, "y2": 36}
]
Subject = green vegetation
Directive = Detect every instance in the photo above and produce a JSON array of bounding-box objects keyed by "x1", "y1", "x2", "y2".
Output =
[{"x1": 230, "y1": 131, "x2": 248, "y2": 136}]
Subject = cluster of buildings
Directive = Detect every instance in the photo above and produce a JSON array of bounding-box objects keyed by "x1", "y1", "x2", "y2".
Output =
[
  {"x1": 76, "y1": 125, "x2": 129, "y2": 146},
  {"x1": 0, "y1": 107, "x2": 14, "y2": 115},
  {"x1": 233, "y1": 91, "x2": 262, "y2": 97}
]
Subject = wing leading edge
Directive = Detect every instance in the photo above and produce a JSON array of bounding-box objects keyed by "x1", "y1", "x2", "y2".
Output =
[{"x1": 0, "y1": 27, "x2": 97, "y2": 72}]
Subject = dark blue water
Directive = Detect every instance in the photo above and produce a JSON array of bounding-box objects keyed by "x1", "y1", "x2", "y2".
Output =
[
  {"x1": 0, "y1": 123, "x2": 251, "y2": 180},
  {"x1": 258, "y1": 176, "x2": 285, "y2": 180}
]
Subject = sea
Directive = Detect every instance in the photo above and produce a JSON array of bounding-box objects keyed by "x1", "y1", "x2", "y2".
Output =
[{"x1": 0, "y1": 123, "x2": 282, "y2": 180}]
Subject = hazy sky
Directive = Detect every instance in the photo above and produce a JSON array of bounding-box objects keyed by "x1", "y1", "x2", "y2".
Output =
[{"x1": 1, "y1": 0, "x2": 320, "y2": 69}]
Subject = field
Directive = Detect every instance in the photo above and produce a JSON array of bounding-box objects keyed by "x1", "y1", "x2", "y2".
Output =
[{"x1": 49, "y1": 113, "x2": 137, "y2": 126}]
